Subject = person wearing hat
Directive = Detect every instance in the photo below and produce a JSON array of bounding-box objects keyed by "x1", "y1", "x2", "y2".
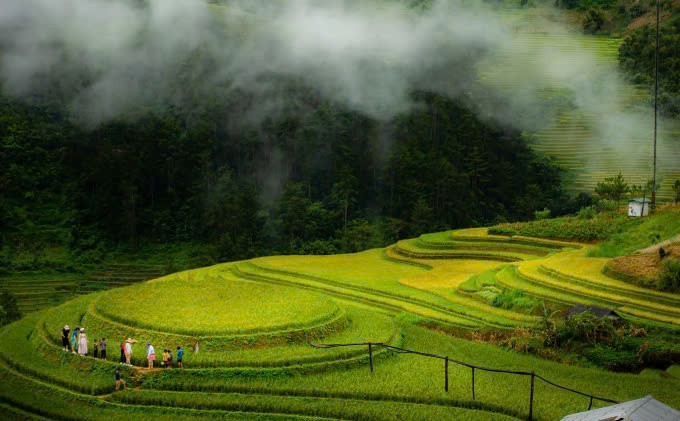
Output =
[
  {"x1": 146, "y1": 343, "x2": 155, "y2": 369},
  {"x1": 78, "y1": 328, "x2": 88, "y2": 356},
  {"x1": 61, "y1": 325, "x2": 71, "y2": 352},
  {"x1": 125, "y1": 338, "x2": 134, "y2": 366}
]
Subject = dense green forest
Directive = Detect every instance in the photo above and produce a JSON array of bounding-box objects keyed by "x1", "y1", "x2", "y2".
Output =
[
  {"x1": 0, "y1": 89, "x2": 569, "y2": 265},
  {"x1": 2, "y1": 0, "x2": 677, "y2": 267}
]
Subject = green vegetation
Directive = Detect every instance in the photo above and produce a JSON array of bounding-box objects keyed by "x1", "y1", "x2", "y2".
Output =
[
  {"x1": 0, "y1": 291, "x2": 21, "y2": 327},
  {"x1": 1, "y1": 3, "x2": 680, "y2": 420},
  {"x1": 2, "y1": 207, "x2": 680, "y2": 418},
  {"x1": 589, "y1": 207, "x2": 680, "y2": 257},
  {"x1": 620, "y1": 14, "x2": 680, "y2": 117},
  {"x1": 489, "y1": 213, "x2": 639, "y2": 242},
  {"x1": 658, "y1": 259, "x2": 680, "y2": 292}
]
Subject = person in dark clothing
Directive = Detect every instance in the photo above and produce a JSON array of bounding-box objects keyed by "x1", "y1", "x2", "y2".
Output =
[
  {"x1": 61, "y1": 325, "x2": 71, "y2": 351},
  {"x1": 119, "y1": 341, "x2": 126, "y2": 364},
  {"x1": 114, "y1": 368, "x2": 126, "y2": 391},
  {"x1": 100, "y1": 338, "x2": 107, "y2": 359},
  {"x1": 93, "y1": 338, "x2": 99, "y2": 359}
]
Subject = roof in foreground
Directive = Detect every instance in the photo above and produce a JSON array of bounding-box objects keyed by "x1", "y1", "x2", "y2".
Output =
[
  {"x1": 561, "y1": 395, "x2": 680, "y2": 421},
  {"x1": 565, "y1": 304, "x2": 620, "y2": 319}
]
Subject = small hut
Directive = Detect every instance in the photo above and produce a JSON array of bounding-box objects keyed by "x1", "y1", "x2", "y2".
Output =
[
  {"x1": 628, "y1": 198, "x2": 650, "y2": 217},
  {"x1": 565, "y1": 304, "x2": 622, "y2": 322},
  {"x1": 561, "y1": 395, "x2": 680, "y2": 421}
]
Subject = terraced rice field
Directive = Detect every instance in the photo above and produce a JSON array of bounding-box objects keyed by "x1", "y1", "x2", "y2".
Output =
[
  {"x1": 478, "y1": 11, "x2": 680, "y2": 202},
  {"x1": 3, "y1": 218, "x2": 678, "y2": 419},
  {"x1": 0, "y1": 264, "x2": 167, "y2": 315}
]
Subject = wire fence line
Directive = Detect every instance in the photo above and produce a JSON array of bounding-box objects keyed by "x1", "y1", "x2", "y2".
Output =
[{"x1": 309, "y1": 341, "x2": 618, "y2": 421}]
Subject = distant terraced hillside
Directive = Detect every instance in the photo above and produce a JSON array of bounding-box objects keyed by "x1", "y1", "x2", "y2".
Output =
[{"x1": 481, "y1": 8, "x2": 680, "y2": 201}]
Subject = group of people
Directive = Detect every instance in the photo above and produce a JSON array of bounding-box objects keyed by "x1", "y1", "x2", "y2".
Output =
[
  {"x1": 143, "y1": 343, "x2": 184, "y2": 369},
  {"x1": 61, "y1": 325, "x2": 106, "y2": 358},
  {"x1": 61, "y1": 323, "x2": 187, "y2": 391},
  {"x1": 60, "y1": 324, "x2": 185, "y2": 369}
]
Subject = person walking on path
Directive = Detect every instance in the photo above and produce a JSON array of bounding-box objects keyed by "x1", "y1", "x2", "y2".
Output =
[
  {"x1": 61, "y1": 325, "x2": 71, "y2": 351},
  {"x1": 119, "y1": 341, "x2": 126, "y2": 364},
  {"x1": 176, "y1": 346, "x2": 184, "y2": 369},
  {"x1": 100, "y1": 338, "x2": 107, "y2": 360},
  {"x1": 167, "y1": 348, "x2": 173, "y2": 369},
  {"x1": 93, "y1": 338, "x2": 99, "y2": 359},
  {"x1": 78, "y1": 329, "x2": 88, "y2": 356},
  {"x1": 114, "y1": 368, "x2": 126, "y2": 391},
  {"x1": 71, "y1": 327, "x2": 79, "y2": 354},
  {"x1": 146, "y1": 343, "x2": 155, "y2": 369},
  {"x1": 125, "y1": 338, "x2": 134, "y2": 366}
]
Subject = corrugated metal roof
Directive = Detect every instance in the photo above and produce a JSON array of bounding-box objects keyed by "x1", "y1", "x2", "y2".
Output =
[
  {"x1": 561, "y1": 395, "x2": 680, "y2": 421},
  {"x1": 629, "y1": 198, "x2": 650, "y2": 204}
]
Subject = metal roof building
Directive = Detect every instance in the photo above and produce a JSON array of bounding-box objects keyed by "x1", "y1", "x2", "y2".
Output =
[{"x1": 561, "y1": 395, "x2": 680, "y2": 421}]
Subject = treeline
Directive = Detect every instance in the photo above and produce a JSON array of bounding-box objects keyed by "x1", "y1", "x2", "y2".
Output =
[
  {"x1": 619, "y1": 14, "x2": 680, "y2": 117},
  {"x1": 1, "y1": 84, "x2": 572, "y2": 262}
]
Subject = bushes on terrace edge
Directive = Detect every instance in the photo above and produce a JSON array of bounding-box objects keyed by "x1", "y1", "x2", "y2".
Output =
[
  {"x1": 658, "y1": 258, "x2": 680, "y2": 292},
  {"x1": 500, "y1": 310, "x2": 680, "y2": 372},
  {"x1": 0, "y1": 291, "x2": 21, "y2": 327},
  {"x1": 488, "y1": 214, "x2": 638, "y2": 241}
]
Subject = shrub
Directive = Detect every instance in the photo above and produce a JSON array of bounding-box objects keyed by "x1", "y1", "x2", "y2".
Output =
[
  {"x1": 0, "y1": 291, "x2": 21, "y2": 327},
  {"x1": 534, "y1": 208, "x2": 551, "y2": 220},
  {"x1": 491, "y1": 289, "x2": 539, "y2": 312},
  {"x1": 658, "y1": 258, "x2": 680, "y2": 293},
  {"x1": 596, "y1": 199, "x2": 618, "y2": 213},
  {"x1": 577, "y1": 206, "x2": 596, "y2": 220},
  {"x1": 556, "y1": 311, "x2": 616, "y2": 346},
  {"x1": 583, "y1": 8, "x2": 605, "y2": 33}
]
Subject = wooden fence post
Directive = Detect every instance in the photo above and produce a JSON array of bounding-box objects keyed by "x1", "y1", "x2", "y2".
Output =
[
  {"x1": 368, "y1": 343, "x2": 373, "y2": 373},
  {"x1": 471, "y1": 367, "x2": 475, "y2": 400},
  {"x1": 529, "y1": 371, "x2": 535, "y2": 421},
  {"x1": 444, "y1": 357, "x2": 449, "y2": 392}
]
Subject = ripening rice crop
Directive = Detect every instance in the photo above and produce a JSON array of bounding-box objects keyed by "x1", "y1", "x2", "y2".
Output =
[{"x1": 94, "y1": 267, "x2": 340, "y2": 336}]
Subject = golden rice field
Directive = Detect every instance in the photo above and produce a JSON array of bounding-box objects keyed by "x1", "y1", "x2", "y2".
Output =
[
  {"x1": 2, "y1": 212, "x2": 680, "y2": 419},
  {"x1": 2, "y1": 7, "x2": 680, "y2": 420}
]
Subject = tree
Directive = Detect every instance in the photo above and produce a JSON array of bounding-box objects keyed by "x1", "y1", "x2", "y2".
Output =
[
  {"x1": 338, "y1": 219, "x2": 375, "y2": 253},
  {"x1": 674, "y1": 180, "x2": 680, "y2": 204},
  {"x1": 595, "y1": 172, "x2": 629, "y2": 210},
  {"x1": 582, "y1": 9, "x2": 605, "y2": 34},
  {"x1": 0, "y1": 291, "x2": 21, "y2": 327}
]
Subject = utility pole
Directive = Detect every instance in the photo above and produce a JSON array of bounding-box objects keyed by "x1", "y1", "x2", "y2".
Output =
[{"x1": 652, "y1": 0, "x2": 660, "y2": 211}]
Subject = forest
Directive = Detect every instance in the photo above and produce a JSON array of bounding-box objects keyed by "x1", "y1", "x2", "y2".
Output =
[{"x1": 0, "y1": 87, "x2": 571, "y2": 264}]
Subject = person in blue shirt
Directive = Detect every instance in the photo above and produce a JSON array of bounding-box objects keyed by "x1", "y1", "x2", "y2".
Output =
[{"x1": 176, "y1": 346, "x2": 184, "y2": 369}]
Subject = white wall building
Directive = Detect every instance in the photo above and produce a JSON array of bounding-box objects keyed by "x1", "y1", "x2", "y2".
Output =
[{"x1": 628, "y1": 198, "x2": 649, "y2": 217}]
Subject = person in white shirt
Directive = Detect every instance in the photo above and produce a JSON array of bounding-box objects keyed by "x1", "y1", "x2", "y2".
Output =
[
  {"x1": 146, "y1": 343, "x2": 155, "y2": 369},
  {"x1": 125, "y1": 339, "x2": 133, "y2": 366}
]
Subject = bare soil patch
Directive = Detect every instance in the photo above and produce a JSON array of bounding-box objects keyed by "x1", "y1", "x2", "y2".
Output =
[{"x1": 607, "y1": 244, "x2": 680, "y2": 282}]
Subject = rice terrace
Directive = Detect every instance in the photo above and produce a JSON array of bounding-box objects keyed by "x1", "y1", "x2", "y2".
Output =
[{"x1": 1, "y1": 0, "x2": 680, "y2": 420}]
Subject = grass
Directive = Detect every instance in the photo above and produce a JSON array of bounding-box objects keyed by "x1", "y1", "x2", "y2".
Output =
[
  {"x1": 139, "y1": 324, "x2": 680, "y2": 421},
  {"x1": 589, "y1": 206, "x2": 680, "y2": 257},
  {"x1": 109, "y1": 389, "x2": 515, "y2": 421},
  {"x1": 94, "y1": 269, "x2": 341, "y2": 336},
  {"x1": 0, "y1": 364, "x2": 321, "y2": 421},
  {"x1": 0, "y1": 314, "x2": 113, "y2": 395}
]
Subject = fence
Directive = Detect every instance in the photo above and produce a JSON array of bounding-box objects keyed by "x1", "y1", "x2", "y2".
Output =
[{"x1": 309, "y1": 341, "x2": 618, "y2": 421}]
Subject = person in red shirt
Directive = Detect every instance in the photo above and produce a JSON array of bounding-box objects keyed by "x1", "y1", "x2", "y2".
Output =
[{"x1": 119, "y1": 341, "x2": 126, "y2": 364}]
